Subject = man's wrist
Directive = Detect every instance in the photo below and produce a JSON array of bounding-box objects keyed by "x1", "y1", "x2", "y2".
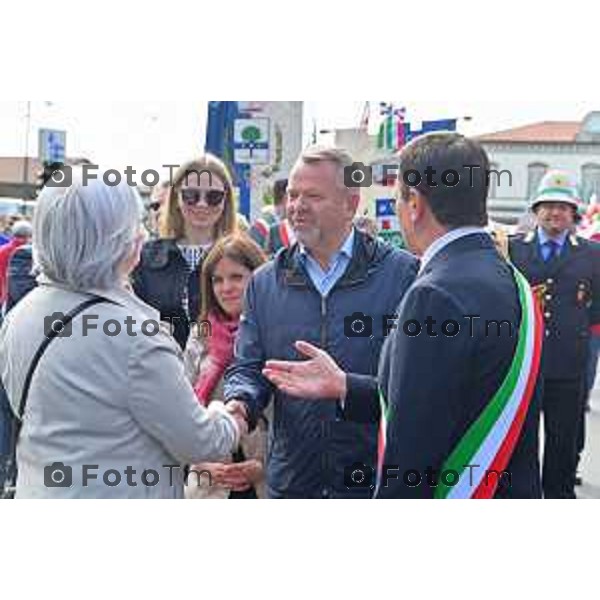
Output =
[{"x1": 226, "y1": 399, "x2": 249, "y2": 420}]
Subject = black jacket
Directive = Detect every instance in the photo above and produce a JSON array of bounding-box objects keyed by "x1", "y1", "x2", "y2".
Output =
[
  {"x1": 131, "y1": 239, "x2": 204, "y2": 349},
  {"x1": 509, "y1": 231, "x2": 600, "y2": 380},
  {"x1": 224, "y1": 231, "x2": 418, "y2": 498},
  {"x1": 5, "y1": 245, "x2": 36, "y2": 313},
  {"x1": 373, "y1": 233, "x2": 541, "y2": 499}
]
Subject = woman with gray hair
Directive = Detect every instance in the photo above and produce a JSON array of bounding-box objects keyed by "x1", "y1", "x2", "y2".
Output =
[{"x1": 0, "y1": 168, "x2": 243, "y2": 499}]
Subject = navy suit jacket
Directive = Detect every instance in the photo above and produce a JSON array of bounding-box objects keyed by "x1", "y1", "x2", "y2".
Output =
[
  {"x1": 509, "y1": 232, "x2": 600, "y2": 380},
  {"x1": 368, "y1": 233, "x2": 541, "y2": 499}
]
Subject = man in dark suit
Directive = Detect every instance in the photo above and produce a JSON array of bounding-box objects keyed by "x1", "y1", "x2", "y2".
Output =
[
  {"x1": 509, "y1": 170, "x2": 600, "y2": 498},
  {"x1": 263, "y1": 133, "x2": 542, "y2": 499}
]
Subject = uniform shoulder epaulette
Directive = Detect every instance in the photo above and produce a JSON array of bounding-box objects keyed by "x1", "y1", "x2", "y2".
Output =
[{"x1": 508, "y1": 231, "x2": 534, "y2": 244}]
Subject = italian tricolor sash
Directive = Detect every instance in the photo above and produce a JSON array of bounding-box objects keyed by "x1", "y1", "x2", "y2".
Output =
[
  {"x1": 376, "y1": 266, "x2": 543, "y2": 499},
  {"x1": 377, "y1": 388, "x2": 390, "y2": 477}
]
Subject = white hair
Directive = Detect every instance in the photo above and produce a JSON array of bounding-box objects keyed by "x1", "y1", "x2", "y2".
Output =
[
  {"x1": 11, "y1": 220, "x2": 32, "y2": 238},
  {"x1": 33, "y1": 167, "x2": 143, "y2": 290}
]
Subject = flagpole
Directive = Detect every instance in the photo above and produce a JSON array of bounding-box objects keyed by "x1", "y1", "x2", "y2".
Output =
[{"x1": 22, "y1": 101, "x2": 32, "y2": 190}]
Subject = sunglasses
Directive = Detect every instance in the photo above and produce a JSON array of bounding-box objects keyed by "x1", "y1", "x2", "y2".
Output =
[{"x1": 180, "y1": 188, "x2": 226, "y2": 207}]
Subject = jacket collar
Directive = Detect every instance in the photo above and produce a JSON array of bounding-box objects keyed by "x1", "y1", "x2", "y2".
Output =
[
  {"x1": 523, "y1": 229, "x2": 581, "y2": 270},
  {"x1": 419, "y1": 231, "x2": 496, "y2": 277},
  {"x1": 141, "y1": 238, "x2": 187, "y2": 270},
  {"x1": 298, "y1": 228, "x2": 355, "y2": 266},
  {"x1": 419, "y1": 227, "x2": 488, "y2": 275},
  {"x1": 279, "y1": 229, "x2": 385, "y2": 289},
  {"x1": 8, "y1": 237, "x2": 27, "y2": 249},
  {"x1": 37, "y1": 274, "x2": 160, "y2": 321},
  {"x1": 536, "y1": 227, "x2": 569, "y2": 250},
  {"x1": 523, "y1": 229, "x2": 579, "y2": 248}
]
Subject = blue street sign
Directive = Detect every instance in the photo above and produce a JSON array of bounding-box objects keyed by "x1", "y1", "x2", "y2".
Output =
[
  {"x1": 39, "y1": 129, "x2": 66, "y2": 164},
  {"x1": 376, "y1": 198, "x2": 395, "y2": 217}
]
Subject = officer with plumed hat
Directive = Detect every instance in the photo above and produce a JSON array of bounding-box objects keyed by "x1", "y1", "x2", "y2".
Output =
[{"x1": 510, "y1": 170, "x2": 600, "y2": 498}]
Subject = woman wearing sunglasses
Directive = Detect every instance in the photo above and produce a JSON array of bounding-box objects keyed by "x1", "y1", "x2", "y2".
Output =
[
  {"x1": 184, "y1": 233, "x2": 268, "y2": 499},
  {"x1": 132, "y1": 155, "x2": 237, "y2": 349}
]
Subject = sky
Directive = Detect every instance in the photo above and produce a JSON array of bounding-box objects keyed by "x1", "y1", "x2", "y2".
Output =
[{"x1": 1, "y1": 100, "x2": 600, "y2": 177}]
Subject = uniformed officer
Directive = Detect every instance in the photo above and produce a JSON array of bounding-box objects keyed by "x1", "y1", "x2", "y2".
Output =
[{"x1": 510, "y1": 170, "x2": 600, "y2": 498}]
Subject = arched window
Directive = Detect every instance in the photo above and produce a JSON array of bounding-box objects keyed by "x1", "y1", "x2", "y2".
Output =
[
  {"x1": 527, "y1": 163, "x2": 548, "y2": 201},
  {"x1": 581, "y1": 163, "x2": 600, "y2": 203}
]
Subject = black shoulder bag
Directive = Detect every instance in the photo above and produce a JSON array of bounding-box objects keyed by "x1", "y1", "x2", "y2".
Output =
[{"x1": 0, "y1": 297, "x2": 109, "y2": 499}]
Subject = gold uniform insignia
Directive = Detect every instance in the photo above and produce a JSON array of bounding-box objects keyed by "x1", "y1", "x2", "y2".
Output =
[
  {"x1": 577, "y1": 280, "x2": 591, "y2": 307},
  {"x1": 490, "y1": 229, "x2": 509, "y2": 259},
  {"x1": 532, "y1": 283, "x2": 549, "y2": 312}
]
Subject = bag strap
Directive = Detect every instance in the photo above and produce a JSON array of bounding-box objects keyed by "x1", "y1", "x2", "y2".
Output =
[
  {"x1": 15, "y1": 297, "x2": 111, "y2": 421},
  {"x1": 2, "y1": 296, "x2": 112, "y2": 498}
]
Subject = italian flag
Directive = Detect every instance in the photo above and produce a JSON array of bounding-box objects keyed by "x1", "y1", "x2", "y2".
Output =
[{"x1": 376, "y1": 266, "x2": 543, "y2": 499}]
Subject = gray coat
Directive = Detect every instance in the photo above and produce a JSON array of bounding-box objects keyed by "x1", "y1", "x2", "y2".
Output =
[{"x1": 0, "y1": 276, "x2": 238, "y2": 499}]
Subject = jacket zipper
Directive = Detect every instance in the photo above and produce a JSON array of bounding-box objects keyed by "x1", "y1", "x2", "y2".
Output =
[
  {"x1": 320, "y1": 295, "x2": 327, "y2": 348},
  {"x1": 318, "y1": 273, "x2": 371, "y2": 350}
]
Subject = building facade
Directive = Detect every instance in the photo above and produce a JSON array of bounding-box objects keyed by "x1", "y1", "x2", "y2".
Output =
[
  {"x1": 0, "y1": 157, "x2": 40, "y2": 199},
  {"x1": 330, "y1": 112, "x2": 600, "y2": 227},
  {"x1": 480, "y1": 112, "x2": 600, "y2": 224}
]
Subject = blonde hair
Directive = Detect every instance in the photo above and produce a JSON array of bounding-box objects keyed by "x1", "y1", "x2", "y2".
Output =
[{"x1": 160, "y1": 154, "x2": 237, "y2": 240}]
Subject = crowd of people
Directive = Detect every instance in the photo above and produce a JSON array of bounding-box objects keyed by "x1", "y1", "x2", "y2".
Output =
[
  {"x1": 0, "y1": 217, "x2": 34, "y2": 322},
  {"x1": 0, "y1": 132, "x2": 598, "y2": 499}
]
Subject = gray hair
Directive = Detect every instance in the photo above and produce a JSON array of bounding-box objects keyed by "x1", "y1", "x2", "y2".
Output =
[
  {"x1": 296, "y1": 146, "x2": 355, "y2": 190},
  {"x1": 11, "y1": 220, "x2": 32, "y2": 239},
  {"x1": 33, "y1": 167, "x2": 143, "y2": 291}
]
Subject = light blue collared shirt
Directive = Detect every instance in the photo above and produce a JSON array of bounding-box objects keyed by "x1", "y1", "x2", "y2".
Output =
[
  {"x1": 418, "y1": 227, "x2": 489, "y2": 275},
  {"x1": 299, "y1": 229, "x2": 355, "y2": 297},
  {"x1": 537, "y1": 227, "x2": 569, "y2": 261}
]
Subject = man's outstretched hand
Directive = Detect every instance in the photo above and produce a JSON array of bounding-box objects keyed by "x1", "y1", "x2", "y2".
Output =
[{"x1": 262, "y1": 341, "x2": 346, "y2": 400}]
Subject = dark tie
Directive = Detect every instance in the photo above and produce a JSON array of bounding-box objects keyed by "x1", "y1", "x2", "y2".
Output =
[{"x1": 544, "y1": 240, "x2": 559, "y2": 263}]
